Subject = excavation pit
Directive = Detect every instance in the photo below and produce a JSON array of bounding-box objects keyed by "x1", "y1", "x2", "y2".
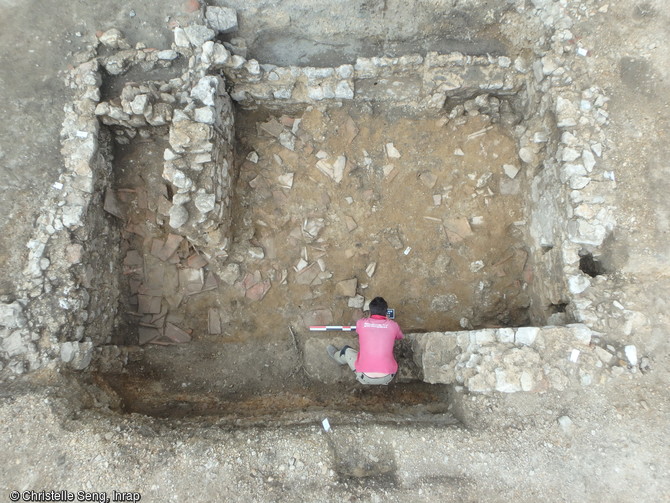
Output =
[
  {"x1": 41, "y1": 19, "x2": 618, "y2": 422},
  {"x1": 98, "y1": 93, "x2": 533, "y2": 420}
]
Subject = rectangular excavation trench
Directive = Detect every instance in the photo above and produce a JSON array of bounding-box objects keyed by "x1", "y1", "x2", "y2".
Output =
[
  {"x1": 95, "y1": 96, "x2": 539, "y2": 423},
  {"x1": 84, "y1": 45, "x2": 573, "y2": 424}
]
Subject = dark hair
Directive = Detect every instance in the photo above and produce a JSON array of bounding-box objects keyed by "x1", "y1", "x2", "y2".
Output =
[{"x1": 369, "y1": 297, "x2": 388, "y2": 316}]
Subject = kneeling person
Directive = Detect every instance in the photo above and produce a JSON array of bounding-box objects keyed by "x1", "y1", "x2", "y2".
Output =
[{"x1": 327, "y1": 296, "x2": 404, "y2": 385}]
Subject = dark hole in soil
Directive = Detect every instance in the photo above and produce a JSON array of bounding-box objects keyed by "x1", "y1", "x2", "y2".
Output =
[
  {"x1": 548, "y1": 302, "x2": 568, "y2": 313},
  {"x1": 579, "y1": 253, "x2": 608, "y2": 277}
]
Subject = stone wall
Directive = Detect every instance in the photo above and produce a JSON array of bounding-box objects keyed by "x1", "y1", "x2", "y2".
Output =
[
  {"x1": 411, "y1": 325, "x2": 642, "y2": 393},
  {"x1": 513, "y1": 23, "x2": 618, "y2": 328},
  {"x1": 0, "y1": 60, "x2": 122, "y2": 377},
  {"x1": 223, "y1": 51, "x2": 523, "y2": 110},
  {"x1": 93, "y1": 29, "x2": 237, "y2": 260}
]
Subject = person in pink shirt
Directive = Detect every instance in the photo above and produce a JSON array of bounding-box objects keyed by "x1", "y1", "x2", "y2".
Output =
[{"x1": 326, "y1": 296, "x2": 404, "y2": 385}]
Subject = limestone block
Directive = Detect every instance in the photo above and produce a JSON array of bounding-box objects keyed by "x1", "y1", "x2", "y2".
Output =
[
  {"x1": 1, "y1": 330, "x2": 30, "y2": 357},
  {"x1": 157, "y1": 50, "x2": 178, "y2": 60},
  {"x1": 194, "y1": 106, "x2": 216, "y2": 124},
  {"x1": 190, "y1": 76, "x2": 219, "y2": 106},
  {"x1": 169, "y1": 204, "x2": 189, "y2": 229},
  {"x1": 194, "y1": 192, "x2": 216, "y2": 213},
  {"x1": 335, "y1": 81, "x2": 354, "y2": 99},
  {"x1": 474, "y1": 329, "x2": 496, "y2": 345},
  {"x1": 0, "y1": 302, "x2": 27, "y2": 329},
  {"x1": 201, "y1": 41, "x2": 230, "y2": 66},
  {"x1": 169, "y1": 120, "x2": 213, "y2": 153},
  {"x1": 497, "y1": 328, "x2": 515, "y2": 344},
  {"x1": 184, "y1": 24, "x2": 215, "y2": 47},
  {"x1": 130, "y1": 94, "x2": 150, "y2": 115},
  {"x1": 206, "y1": 6, "x2": 238, "y2": 33},
  {"x1": 61, "y1": 205, "x2": 85, "y2": 228},
  {"x1": 98, "y1": 29, "x2": 130, "y2": 50},
  {"x1": 567, "y1": 324, "x2": 592, "y2": 345},
  {"x1": 515, "y1": 327, "x2": 539, "y2": 346},
  {"x1": 411, "y1": 332, "x2": 462, "y2": 384},
  {"x1": 60, "y1": 341, "x2": 77, "y2": 363}
]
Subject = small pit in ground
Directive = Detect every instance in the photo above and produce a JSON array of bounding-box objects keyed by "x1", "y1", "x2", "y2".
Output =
[{"x1": 99, "y1": 97, "x2": 530, "y2": 422}]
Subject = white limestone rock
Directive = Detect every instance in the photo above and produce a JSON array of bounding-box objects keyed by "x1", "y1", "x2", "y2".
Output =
[
  {"x1": 385, "y1": 143, "x2": 401, "y2": 158},
  {"x1": 201, "y1": 41, "x2": 231, "y2": 66},
  {"x1": 556, "y1": 97, "x2": 578, "y2": 127},
  {"x1": 568, "y1": 274, "x2": 591, "y2": 294},
  {"x1": 194, "y1": 192, "x2": 216, "y2": 213},
  {"x1": 225, "y1": 55, "x2": 246, "y2": 69},
  {"x1": 157, "y1": 50, "x2": 178, "y2": 60},
  {"x1": 495, "y1": 368, "x2": 522, "y2": 393},
  {"x1": 497, "y1": 328, "x2": 515, "y2": 344},
  {"x1": 60, "y1": 341, "x2": 77, "y2": 363},
  {"x1": 558, "y1": 415, "x2": 574, "y2": 434},
  {"x1": 194, "y1": 106, "x2": 216, "y2": 124},
  {"x1": 348, "y1": 295, "x2": 365, "y2": 309},
  {"x1": 98, "y1": 28, "x2": 130, "y2": 49},
  {"x1": 61, "y1": 205, "x2": 84, "y2": 228},
  {"x1": 503, "y1": 164, "x2": 519, "y2": 179},
  {"x1": 1, "y1": 330, "x2": 30, "y2": 358},
  {"x1": 0, "y1": 302, "x2": 26, "y2": 329},
  {"x1": 184, "y1": 24, "x2": 215, "y2": 47},
  {"x1": 206, "y1": 6, "x2": 238, "y2": 33},
  {"x1": 169, "y1": 204, "x2": 189, "y2": 228},
  {"x1": 173, "y1": 27, "x2": 190, "y2": 48},
  {"x1": 624, "y1": 345, "x2": 638, "y2": 366},
  {"x1": 163, "y1": 149, "x2": 179, "y2": 161},
  {"x1": 190, "y1": 76, "x2": 219, "y2": 106},
  {"x1": 568, "y1": 324, "x2": 592, "y2": 345},
  {"x1": 335, "y1": 81, "x2": 354, "y2": 99},
  {"x1": 582, "y1": 149, "x2": 596, "y2": 172},
  {"x1": 130, "y1": 94, "x2": 150, "y2": 115},
  {"x1": 515, "y1": 327, "x2": 539, "y2": 346}
]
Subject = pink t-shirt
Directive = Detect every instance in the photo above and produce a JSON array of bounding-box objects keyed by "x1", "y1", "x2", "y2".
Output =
[{"x1": 355, "y1": 315, "x2": 404, "y2": 374}]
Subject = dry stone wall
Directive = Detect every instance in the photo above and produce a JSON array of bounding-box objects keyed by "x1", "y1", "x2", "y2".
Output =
[
  {"x1": 0, "y1": 60, "x2": 121, "y2": 378},
  {"x1": 509, "y1": 14, "x2": 619, "y2": 332},
  {"x1": 223, "y1": 52, "x2": 523, "y2": 110},
  {"x1": 93, "y1": 32, "x2": 236, "y2": 257},
  {"x1": 411, "y1": 324, "x2": 642, "y2": 393}
]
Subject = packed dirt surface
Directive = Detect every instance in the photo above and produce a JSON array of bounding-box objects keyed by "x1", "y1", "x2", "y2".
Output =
[
  {"x1": 231, "y1": 104, "x2": 529, "y2": 332},
  {"x1": 1, "y1": 0, "x2": 670, "y2": 502}
]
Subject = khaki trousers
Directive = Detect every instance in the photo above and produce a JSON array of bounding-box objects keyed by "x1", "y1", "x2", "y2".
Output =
[{"x1": 333, "y1": 346, "x2": 395, "y2": 386}]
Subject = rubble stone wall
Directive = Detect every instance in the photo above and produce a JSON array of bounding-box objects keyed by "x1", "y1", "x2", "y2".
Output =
[
  {"x1": 224, "y1": 52, "x2": 523, "y2": 110},
  {"x1": 93, "y1": 31, "x2": 237, "y2": 261},
  {"x1": 515, "y1": 27, "x2": 616, "y2": 327},
  {"x1": 0, "y1": 60, "x2": 122, "y2": 378},
  {"x1": 411, "y1": 324, "x2": 642, "y2": 393}
]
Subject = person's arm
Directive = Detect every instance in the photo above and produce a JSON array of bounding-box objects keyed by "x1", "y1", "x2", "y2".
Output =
[{"x1": 395, "y1": 322, "x2": 404, "y2": 340}]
